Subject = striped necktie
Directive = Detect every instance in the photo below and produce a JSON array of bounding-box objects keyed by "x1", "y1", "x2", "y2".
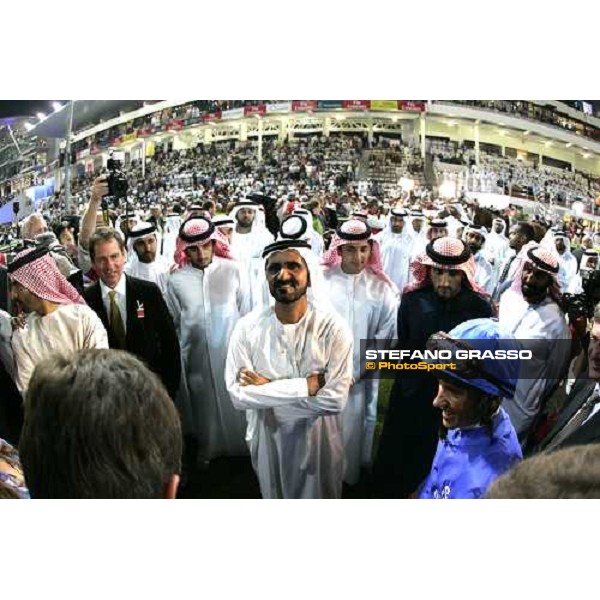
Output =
[{"x1": 546, "y1": 389, "x2": 600, "y2": 451}]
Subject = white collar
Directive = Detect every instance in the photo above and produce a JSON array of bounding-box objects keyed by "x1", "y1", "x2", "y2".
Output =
[{"x1": 100, "y1": 273, "x2": 127, "y2": 298}]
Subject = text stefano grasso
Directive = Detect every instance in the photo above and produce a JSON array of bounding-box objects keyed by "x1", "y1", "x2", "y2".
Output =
[{"x1": 364, "y1": 349, "x2": 533, "y2": 361}]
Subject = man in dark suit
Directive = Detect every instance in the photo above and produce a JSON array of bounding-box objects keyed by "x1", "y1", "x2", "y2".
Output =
[
  {"x1": 533, "y1": 305, "x2": 600, "y2": 453},
  {"x1": 0, "y1": 264, "x2": 8, "y2": 313},
  {"x1": 84, "y1": 227, "x2": 181, "y2": 399}
]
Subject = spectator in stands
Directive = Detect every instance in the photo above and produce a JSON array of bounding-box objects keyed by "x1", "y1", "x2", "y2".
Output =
[{"x1": 19, "y1": 349, "x2": 183, "y2": 499}]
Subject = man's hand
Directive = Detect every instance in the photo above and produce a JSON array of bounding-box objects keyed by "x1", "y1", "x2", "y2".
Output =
[
  {"x1": 90, "y1": 176, "x2": 109, "y2": 204},
  {"x1": 307, "y1": 372, "x2": 326, "y2": 396},
  {"x1": 11, "y1": 314, "x2": 26, "y2": 331},
  {"x1": 238, "y1": 368, "x2": 271, "y2": 386}
]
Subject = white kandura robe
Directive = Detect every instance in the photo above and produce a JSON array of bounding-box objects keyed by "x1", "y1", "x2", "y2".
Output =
[
  {"x1": 473, "y1": 251, "x2": 496, "y2": 296},
  {"x1": 9, "y1": 303, "x2": 109, "y2": 392},
  {"x1": 225, "y1": 305, "x2": 354, "y2": 499},
  {"x1": 230, "y1": 227, "x2": 274, "y2": 309},
  {"x1": 124, "y1": 254, "x2": 172, "y2": 297},
  {"x1": 377, "y1": 228, "x2": 414, "y2": 295},
  {"x1": 498, "y1": 288, "x2": 571, "y2": 436},
  {"x1": 162, "y1": 215, "x2": 182, "y2": 262},
  {"x1": 484, "y1": 230, "x2": 510, "y2": 277},
  {"x1": 167, "y1": 258, "x2": 251, "y2": 461},
  {"x1": 323, "y1": 265, "x2": 398, "y2": 485},
  {"x1": 556, "y1": 251, "x2": 578, "y2": 294}
]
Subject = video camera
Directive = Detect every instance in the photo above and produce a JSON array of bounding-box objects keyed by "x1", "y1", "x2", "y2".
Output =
[
  {"x1": 105, "y1": 151, "x2": 129, "y2": 201},
  {"x1": 562, "y1": 271, "x2": 600, "y2": 322}
]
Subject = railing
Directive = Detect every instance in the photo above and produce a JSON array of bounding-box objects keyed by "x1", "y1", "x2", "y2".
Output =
[{"x1": 434, "y1": 100, "x2": 600, "y2": 143}]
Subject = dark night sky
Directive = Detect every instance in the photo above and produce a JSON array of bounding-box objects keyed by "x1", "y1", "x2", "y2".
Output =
[{"x1": 0, "y1": 100, "x2": 68, "y2": 119}]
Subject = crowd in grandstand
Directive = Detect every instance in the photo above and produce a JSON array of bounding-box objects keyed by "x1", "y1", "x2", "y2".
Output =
[{"x1": 3, "y1": 129, "x2": 600, "y2": 499}]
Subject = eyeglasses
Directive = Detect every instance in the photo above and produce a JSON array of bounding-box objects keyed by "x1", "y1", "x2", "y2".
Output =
[{"x1": 426, "y1": 331, "x2": 512, "y2": 396}]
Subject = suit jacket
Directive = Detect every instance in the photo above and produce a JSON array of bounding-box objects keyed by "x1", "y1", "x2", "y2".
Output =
[
  {"x1": 84, "y1": 274, "x2": 181, "y2": 399},
  {"x1": 0, "y1": 266, "x2": 8, "y2": 313},
  {"x1": 0, "y1": 360, "x2": 23, "y2": 446},
  {"x1": 536, "y1": 378, "x2": 599, "y2": 452}
]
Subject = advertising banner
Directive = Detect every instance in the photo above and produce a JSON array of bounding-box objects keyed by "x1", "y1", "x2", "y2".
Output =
[
  {"x1": 317, "y1": 100, "x2": 343, "y2": 110},
  {"x1": 244, "y1": 104, "x2": 266, "y2": 116},
  {"x1": 167, "y1": 119, "x2": 184, "y2": 131},
  {"x1": 343, "y1": 100, "x2": 370, "y2": 110},
  {"x1": 203, "y1": 112, "x2": 222, "y2": 122},
  {"x1": 400, "y1": 101, "x2": 426, "y2": 112},
  {"x1": 121, "y1": 132, "x2": 138, "y2": 143},
  {"x1": 292, "y1": 100, "x2": 317, "y2": 112},
  {"x1": 370, "y1": 100, "x2": 399, "y2": 111},
  {"x1": 266, "y1": 102, "x2": 292, "y2": 113},
  {"x1": 222, "y1": 108, "x2": 245, "y2": 120}
]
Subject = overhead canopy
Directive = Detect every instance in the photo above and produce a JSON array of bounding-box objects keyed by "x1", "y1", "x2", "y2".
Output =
[{"x1": 30, "y1": 100, "x2": 146, "y2": 139}]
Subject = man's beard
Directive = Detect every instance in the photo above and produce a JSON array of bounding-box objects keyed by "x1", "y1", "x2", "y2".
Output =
[
  {"x1": 136, "y1": 251, "x2": 156, "y2": 264},
  {"x1": 468, "y1": 244, "x2": 480, "y2": 255},
  {"x1": 270, "y1": 281, "x2": 308, "y2": 304},
  {"x1": 522, "y1": 282, "x2": 547, "y2": 303},
  {"x1": 237, "y1": 218, "x2": 253, "y2": 228}
]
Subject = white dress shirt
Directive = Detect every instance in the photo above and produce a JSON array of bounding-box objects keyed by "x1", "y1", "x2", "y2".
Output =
[
  {"x1": 583, "y1": 383, "x2": 600, "y2": 427},
  {"x1": 100, "y1": 274, "x2": 127, "y2": 334}
]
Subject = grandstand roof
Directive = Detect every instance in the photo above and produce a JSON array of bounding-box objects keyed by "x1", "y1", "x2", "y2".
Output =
[{"x1": 27, "y1": 101, "x2": 146, "y2": 139}]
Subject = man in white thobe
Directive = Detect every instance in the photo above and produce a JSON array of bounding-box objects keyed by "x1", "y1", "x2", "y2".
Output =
[
  {"x1": 292, "y1": 208, "x2": 324, "y2": 256},
  {"x1": 376, "y1": 208, "x2": 414, "y2": 295},
  {"x1": 492, "y1": 222, "x2": 535, "y2": 304},
  {"x1": 321, "y1": 219, "x2": 398, "y2": 485},
  {"x1": 484, "y1": 217, "x2": 511, "y2": 278},
  {"x1": 498, "y1": 245, "x2": 571, "y2": 437},
  {"x1": 408, "y1": 210, "x2": 427, "y2": 257},
  {"x1": 553, "y1": 233, "x2": 578, "y2": 294},
  {"x1": 124, "y1": 222, "x2": 173, "y2": 296},
  {"x1": 228, "y1": 200, "x2": 275, "y2": 309},
  {"x1": 167, "y1": 217, "x2": 251, "y2": 464},
  {"x1": 2, "y1": 247, "x2": 108, "y2": 393},
  {"x1": 226, "y1": 239, "x2": 353, "y2": 499},
  {"x1": 464, "y1": 224, "x2": 496, "y2": 296}
]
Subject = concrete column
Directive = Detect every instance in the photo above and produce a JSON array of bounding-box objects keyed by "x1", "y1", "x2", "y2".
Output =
[
  {"x1": 474, "y1": 122, "x2": 480, "y2": 166},
  {"x1": 240, "y1": 121, "x2": 248, "y2": 142},
  {"x1": 279, "y1": 118, "x2": 288, "y2": 143},
  {"x1": 258, "y1": 118, "x2": 263, "y2": 163},
  {"x1": 420, "y1": 113, "x2": 426, "y2": 158}
]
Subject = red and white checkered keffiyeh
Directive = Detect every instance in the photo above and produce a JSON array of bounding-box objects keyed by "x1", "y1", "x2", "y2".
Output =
[
  {"x1": 174, "y1": 217, "x2": 233, "y2": 268},
  {"x1": 404, "y1": 236, "x2": 487, "y2": 297},
  {"x1": 510, "y1": 242, "x2": 561, "y2": 304},
  {"x1": 9, "y1": 248, "x2": 85, "y2": 305},
  {"x1": 320, "y1": 219, "x2": 395, "y2": 288}
]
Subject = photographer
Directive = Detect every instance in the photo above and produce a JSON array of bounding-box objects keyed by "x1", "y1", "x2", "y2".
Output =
[
  {"x1": 78, "y1": 176, "x2": 109, "y2": 274},
  {"x1": 79, "y1": 156, "x2": 129, "y2": 275}
]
